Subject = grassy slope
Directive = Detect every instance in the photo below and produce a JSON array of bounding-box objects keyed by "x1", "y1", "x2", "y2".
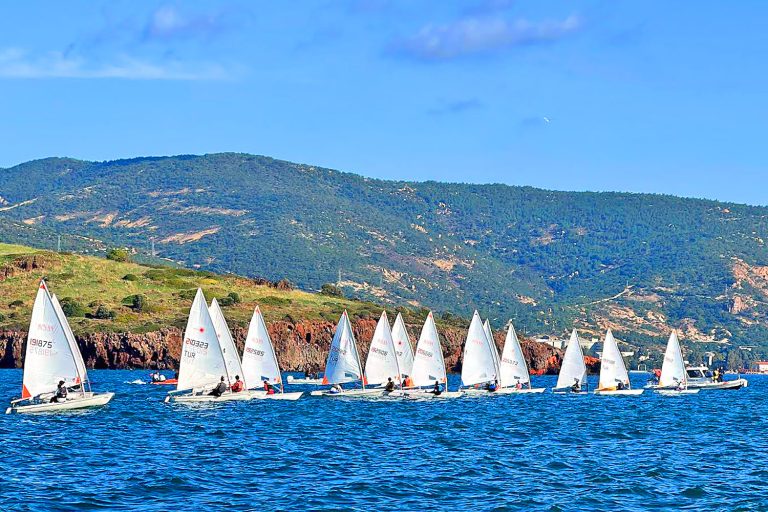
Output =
[{"x1": 0, "y1": 243, "x2": 408, "y2": 335}]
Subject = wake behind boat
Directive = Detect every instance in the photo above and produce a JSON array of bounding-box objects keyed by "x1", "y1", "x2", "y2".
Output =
[{"x1": 6, "y1": 281, "x2": 114, "y2": 414}]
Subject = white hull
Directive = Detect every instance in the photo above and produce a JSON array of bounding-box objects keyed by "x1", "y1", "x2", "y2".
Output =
[
  {"x1": 656, "y1": 389, "x2": 700, "y2": 395},
  {"x1": 309, "y1": 388, "x2": 385, "y2": 398},
  {"x1": 594, "y1": 389, "x2": 644, "y2": 396},
  {"x1": 286, "y1": 376, "x2": 323, "y2": 385},
  {"x1": 463, "y1": 386, "x2": 544, "y2": 395},
  {"x1": 687, "y1": 378, "x2": 747, "y2": 390},
  {"x1": 165, "y1": 391, "x2": 256, "y2": 403},
  {"x1": 250, "y1": 390, "x2": 304, "y2": 401},
  {"x1": 390, "y1": 389, "x2": 463, "y2": 399},
  {"x1": 552, "y1": 387, "x2": 589, "y2": 395},
  {"x1": 6, "y1": 392, "x2": 114, "y2": 414}
]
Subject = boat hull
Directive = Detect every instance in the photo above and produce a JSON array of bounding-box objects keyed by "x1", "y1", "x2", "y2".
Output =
[
  {"x1": 464, "y1": 387, "x2": 546, "y2": 395},
  {"x1": 686, "y1": 378, "x2": 747, "y2": 390},
  {"x1": 389, "y1": 389, "x2": 463, "y2": 399},
  {"x1": 165, "y1": 391, "x2": 255, "y2": 403},
  {"x1": 656, "y1": 389, "x2": 700, "y2": 395},
  {"x1": 594, "y1": 389, "x2": 644, "y2": 396},
  {"x1": 285, "y1": 376, "x2": 323, "y2": 385},
  {"x1": 309, "y1": 388, "x2": 385, "y2": 398},
  {"x1": 6, "y1": 392, "x2": 114, "y2": 414},
  {"x1": 250, "y1": 390, "x2": 303, "y2": 401},
  {"x1": 150, "y1": 379, "x2": 178, "y2": 386}
]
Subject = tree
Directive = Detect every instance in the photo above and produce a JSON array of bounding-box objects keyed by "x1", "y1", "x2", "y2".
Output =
[
  {"x1": 320, "y1": 283, "x2": 344, "y2": 298},
  {"x1": 93, "y1": 304, "x2": 117, "y2": 320},
  {"x1": 60, "y1": 297, "x2": 86, "y2": 317},
  {"x1": 106, "y1": 248, "x2": 130, "y2": 262}
]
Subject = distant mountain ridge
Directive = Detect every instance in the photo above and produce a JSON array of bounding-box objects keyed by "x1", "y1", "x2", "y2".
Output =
[{"x1": 2, "y1": 153, "x2": 768, "y2": 358}]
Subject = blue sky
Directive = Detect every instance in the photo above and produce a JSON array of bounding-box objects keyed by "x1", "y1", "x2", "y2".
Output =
[{"x1": 1, "y1": 1, "x2": 766, "y2": 204}]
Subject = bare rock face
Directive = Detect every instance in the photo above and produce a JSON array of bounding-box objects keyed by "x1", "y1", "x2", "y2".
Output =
[{"x1": 0, "y1": 319, "x2": 570, "y2": 374}]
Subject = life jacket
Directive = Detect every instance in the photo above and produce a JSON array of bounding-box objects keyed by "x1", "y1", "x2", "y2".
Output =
[{"x1": 231, "y1": 381, "x2": 244, "y2": 392}]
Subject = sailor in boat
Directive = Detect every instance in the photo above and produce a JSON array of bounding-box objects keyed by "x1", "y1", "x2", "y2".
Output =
[
  {"x1": 209, "y1": 376, "x2": 228, "y2": 397},
  {"x1": 403, "y1": 375, "x2": 414, "y2": 388},
  {"x1": 50, "y1": 380, "x2": 68, "y2": 403},
  {"x1": 384, "y1": 377, "x2": 395, "y2": 393},
  {"x1": 515, "y1": 380, "x2": 522, "y2": 391},
  {"x1": 571, "y1": 378, "x2": 581, "y2": 393},
  {"x1": 616, "y1": 380, "x2": 626, "y2": 391},
  {"x1": 486, "y1": 379, "x2": 499, "y2": 392},
  {"x1": 431, "y1": 381, "x2": 443, "y2": 396},
  {"x1": 151, "y1": 371, "x2": 167, "y2": 383},
  {"x1": 263, "y1": 379, "x2": 276, "y2": 395},
  {"x1": 230, "y1": 375, "x2": 244, "y2": 393},
  {"x1": 329, "y1": 384, "x2": 343, "y2": 394}
]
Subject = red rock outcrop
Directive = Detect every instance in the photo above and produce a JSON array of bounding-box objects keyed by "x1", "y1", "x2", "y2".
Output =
[{"x1": 0, "y1": 320, "x2": 576, "y2": 375}]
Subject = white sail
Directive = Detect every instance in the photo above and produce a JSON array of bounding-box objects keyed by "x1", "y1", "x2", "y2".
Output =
[
  {"x1": 50, "y1": 293, "x2": 88, "y2": 389},
  {"x1": 659, "y1": 331, "x2": 687, "y2": 388},
  {"x1": 499, "y1": 322, "x2": 530, "y2": 387},
  {"x1": 483, "y1": 319, "x2": 501, "y2": 384},
  {"x1": 555, "y1": 329, "x2": 587, "y2": 389},
  {"x1": 411, "y1": 312, "x2": 448, "y2": 387},
  {"x1": 322, "y1": 311, "x2": 364, "y2": 385},
  {"x1": 242, "y1": 305, "x2": 282, "y2": 387},
  {"x1": 177, "y1": 289, "x2": 228, "y2": 391},
  {"x1": 209, "y1": 298, "x2": 245, "y2": 386},
  {"x1": 22, "y1": 282, "x2": 83, "y2": 398},
  {"x1": 391, "y1": 313, "x2": 415, "y2": 378},
  {"x1": 598, "y1": 329, "x2": 631, "y2": 390},
  {"x1": 365, "y1": 311, "x2": 400, "y2": 385},
  {"x1": 461, "y1": 312, "x2": 499, "y2": 386}
]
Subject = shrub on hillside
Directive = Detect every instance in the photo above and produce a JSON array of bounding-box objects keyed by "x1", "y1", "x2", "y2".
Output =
[
  {"x1": 123, "y1": 294, "x2": 148, "y2": 312},
  {"x1": 320, "y1": 283, "x2": 344, "y2": 298},
  {"x1": 106, "y1": 248, "x2": 130, "y2": 262},
  {"x1": 122, "y1": 274, "x2": 139, "y2": 281},
  {"x1": 92, "y1": 304, "x2": 117, "y2": 320},
  {"x1": 60, "y1": 297, "x2": 86, "y2": 317},
  {"x1": 8, "y1": 300, "x2": 24, "y2": 308}
]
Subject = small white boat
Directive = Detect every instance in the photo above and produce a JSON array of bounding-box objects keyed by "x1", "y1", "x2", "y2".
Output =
[
  {"x1": 497, "y1": 321, "x2": 546, "y2": 393},
  {"x1": 166, "y1": 289, "x2": 254, "y2": 403},
  {"x1": 684, "y1": 366, "x2": 748, "y2": 390},
  {"x1": 311, "y1": 310, "x2": 378, "y2": 398},
  {"x1": 553, "y1": 330, "x2": 589, "y2": 394},
  {"x1": 459, "y1": 312, "x2": 501, "y2": 394},
  {"x1": 364, "y1": 311, "x2": 404, "y2": 391},
  {"x1": 6, "y1": 282, "x2": 114, "y2": 414},
  {"x1": 650, "y1": 332, "x2": 700, "y2": 395},
  {"x1": 392, "y1": 312, "x2": 415, "y2": 382},
  {"x1": 595, "y1": 329, "x2": 643, "y2": 396},
  {"x1": 241, "y1": 305, "x2": 303, "y2": 400},
  {"x1": 286, "y1": 375, "x2": 323, "y2": 385},
  {"x1": 401, "y1": 311, "x2": 460, "y2": 399}
]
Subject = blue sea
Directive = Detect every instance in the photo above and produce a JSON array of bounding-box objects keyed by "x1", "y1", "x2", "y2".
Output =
[{"x1": 0, "y1": 371, "x2": 765, "y2": 511}]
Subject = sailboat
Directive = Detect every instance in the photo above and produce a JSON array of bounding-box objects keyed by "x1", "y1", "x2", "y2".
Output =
[
  {"x1": 6, "y1": 281, "x2": 114, "y2": 414},
  {"x1": 365, "y1": 311, "x2": 402, "y2": 389},
  {"x1": 652, "y1": 331, "x2": 699, "y2": 395},
  {"x1": 400, "y1": 311, "x2": 462, "y2": 398},
  {"x1": 165, "y1": 289, "x2": 253, "y2": 403},
  {"x1": 497, "y1": 322, "x2": 546, "y2": 393},
  {"x1": 310, "y1": 310, "x2": 381, "y2": 397},
  {"x1": 210, "y1": 298, "x2": 247, "y2": 389},
  {"x1": 241, "y1": 305, "x2": 303, "y2": 400},
  {"x1": 391, "y1": 312, "x2": 415, "y2": 381},
  {"x1": 595, "y1": 329, "x2": 644, "y2": 395},
  {"x1": 553, "y1": 329, "x2": 588, "y2": 393},
  {"x1": 461, "y1": 312, "x2": 501, "y2": 394}
]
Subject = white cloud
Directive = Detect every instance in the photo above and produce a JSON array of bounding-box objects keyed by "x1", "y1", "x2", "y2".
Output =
[
  {"x1": 395, "y1": 14, "x2": 582, "y2": 61},
  {"x1": 0, "y1": 48, "x2": 228, "y2": 80}
]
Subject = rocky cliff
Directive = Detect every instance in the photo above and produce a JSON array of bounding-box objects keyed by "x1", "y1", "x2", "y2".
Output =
[{"x1": 0, "y1": 320, "x2": 578, "y2": 375}]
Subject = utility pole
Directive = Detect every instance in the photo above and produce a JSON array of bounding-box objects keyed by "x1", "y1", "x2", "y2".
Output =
[
  {"x1": 57, "y1": 235, "x2": 61, "y2": 252},
  {"x1": 150, "y1": 237, "x2": 156, "y2": 257}
]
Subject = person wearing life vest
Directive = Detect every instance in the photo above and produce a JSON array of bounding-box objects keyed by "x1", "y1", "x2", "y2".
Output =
[
  {"x1": 263, "y1": 379, "x2": 276, "y2": 395},
  {"x1": 432, "y1": 380, "x2": 443, "y2": 396},
  {"x1": 50, "y1": 380, "x2": 68, "y2": 403},
  {"x1": 403, "y1": 375, "x2": 414, "y2": 388},
  {"x1": 384, "y1": 377, "x2": 395, "y2": 392},
  {"x1": 230, "y1": 375, "x2": 244, "y2": 393},
  {"x1": 487, "y1": 379, "x2": 498, "y2": 392},
  {"x1": 515, "y1": 380, "x2": 522, "y2": 390},
  {"x1": 209, "y1": 376, "x2": 227, "y2": 397},
  {"x1": 571, "y1": 378, "x2": 581, "y2": 393}
]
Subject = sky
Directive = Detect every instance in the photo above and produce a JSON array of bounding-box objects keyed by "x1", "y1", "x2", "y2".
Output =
[{"x1": 1, "y1": 1, "x2": 766, "y2": 205}]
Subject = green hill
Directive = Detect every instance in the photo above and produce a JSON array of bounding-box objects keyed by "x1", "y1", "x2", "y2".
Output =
[{"x1": 1, "y1": 153, "x2": 767, "y2": 361}]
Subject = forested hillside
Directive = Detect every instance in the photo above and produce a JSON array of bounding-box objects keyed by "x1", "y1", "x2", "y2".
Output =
[{"x1": 1, "y1": 153, "x2": 768, "y2": 361}]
